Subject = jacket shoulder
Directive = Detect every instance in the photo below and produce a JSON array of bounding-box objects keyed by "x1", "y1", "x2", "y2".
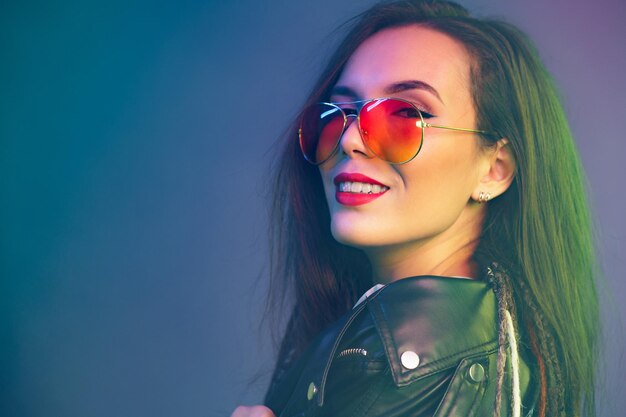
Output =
[{"x1": 266, "y1": 276, "x2": 538, "y2": 417}]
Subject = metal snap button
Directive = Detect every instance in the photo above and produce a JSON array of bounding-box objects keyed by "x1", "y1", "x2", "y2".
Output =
[
  {"x1": 400, "y1": 351, "x2": 420, "y2": 370},
  {"x1": 468, "y1": 363, "x2": 485, "y2": 382},
  {"x1": 307, "y1": 382, "x2": 318, "y2": 401}
]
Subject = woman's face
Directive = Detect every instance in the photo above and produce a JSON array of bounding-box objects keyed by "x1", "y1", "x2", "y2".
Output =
[{"x1": 319, "y1": 25, "x2": 491, "y2": 254}]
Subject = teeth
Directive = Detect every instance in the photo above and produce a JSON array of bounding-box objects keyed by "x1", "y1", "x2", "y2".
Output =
[{"x1": 338, "y1": 181, "x2": 388, "y2": 194}]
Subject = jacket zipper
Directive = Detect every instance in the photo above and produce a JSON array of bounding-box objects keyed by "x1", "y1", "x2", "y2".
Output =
[{"x1": 337, "y1": 348, "x2": 368, "y2": 358}]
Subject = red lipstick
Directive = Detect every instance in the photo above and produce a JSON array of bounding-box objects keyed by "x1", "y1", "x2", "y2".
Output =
[{"x1": 333, "y1": 173, "x2": 389, "y2": 206}]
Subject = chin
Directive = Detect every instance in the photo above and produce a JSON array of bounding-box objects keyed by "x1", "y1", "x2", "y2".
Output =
[{"x1": 330, "y1": 218, "x2": 385, "y2": 248}]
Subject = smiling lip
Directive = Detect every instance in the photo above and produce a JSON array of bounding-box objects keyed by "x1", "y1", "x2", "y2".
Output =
[{"x1": 333, "y1": 173, "x2": 389, "y2": 206}]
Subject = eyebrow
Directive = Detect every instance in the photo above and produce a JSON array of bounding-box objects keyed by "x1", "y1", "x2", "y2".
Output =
[{"x1": 331, "y1": 80, "x2": 444, "y2": 104}]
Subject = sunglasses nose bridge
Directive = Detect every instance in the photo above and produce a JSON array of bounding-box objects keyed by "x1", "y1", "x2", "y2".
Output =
[
  {"x1": 344, "y1": 112, "x2": 358, "y2": 126},
  {"x1": 337, "y1": 111, "x2": 373, "y2": 160},
  {"x1": 338, "y1": 112, "x2": 358, "y2": 137}
]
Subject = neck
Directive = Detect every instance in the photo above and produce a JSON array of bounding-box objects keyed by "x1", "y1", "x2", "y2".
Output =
[{"x1": 365, "y1": 205, "x2": 485, "y2": 283}]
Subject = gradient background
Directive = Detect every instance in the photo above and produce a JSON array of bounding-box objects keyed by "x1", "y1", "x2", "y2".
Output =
[{"x1": 1, "y1": 0, "x2": 624, "y2": 416}]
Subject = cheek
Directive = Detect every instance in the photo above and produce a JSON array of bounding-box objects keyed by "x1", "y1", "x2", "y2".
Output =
[
  {"x1": 399, "y1": 141, "x2": 482, "y2": 210},
  {"x1": 319, "y1": 167, "x2": 338, "y2": 210}
]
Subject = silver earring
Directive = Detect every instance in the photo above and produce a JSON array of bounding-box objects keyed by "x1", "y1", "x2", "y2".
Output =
[{"x1": 478, "y1": 191, "x2": 492, "y2": 203}]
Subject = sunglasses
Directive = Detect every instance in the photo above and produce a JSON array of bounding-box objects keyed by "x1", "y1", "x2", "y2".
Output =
[{"x1": 298, "y1": 97, "x2": 497, "y2": 165}]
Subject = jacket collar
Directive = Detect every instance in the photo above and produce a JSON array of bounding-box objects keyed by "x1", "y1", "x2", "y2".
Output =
[
  {"x1": 366, "y1": 276, "x2": 499, "y2": 387},
  {"x1": 309, "y1": 275, "x2": 499, "y2": 405}
]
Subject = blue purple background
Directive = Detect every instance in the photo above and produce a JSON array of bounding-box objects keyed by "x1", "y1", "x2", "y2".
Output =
[{"x1": 1, "y1": 0, "x2": 624, "y2": 416}]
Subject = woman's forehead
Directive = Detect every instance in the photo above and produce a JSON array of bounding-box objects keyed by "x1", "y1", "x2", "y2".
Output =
[{"x1": 335, "y1": 25, "x2": 472, "y2": 102}]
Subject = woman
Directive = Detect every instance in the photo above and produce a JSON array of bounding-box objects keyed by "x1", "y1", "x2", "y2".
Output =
[{"x1": 232, "y1": 1, "x2": 598, "y2": 416}]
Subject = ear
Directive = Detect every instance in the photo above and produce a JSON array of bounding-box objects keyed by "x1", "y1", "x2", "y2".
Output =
[{"x1": 472, "y1": 138, "x2": 516, "y2": 202}]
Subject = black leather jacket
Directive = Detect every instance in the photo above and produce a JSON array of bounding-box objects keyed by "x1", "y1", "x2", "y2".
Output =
[{"x1": 265, "y1": 276, "x2": 538, "y2": 417}]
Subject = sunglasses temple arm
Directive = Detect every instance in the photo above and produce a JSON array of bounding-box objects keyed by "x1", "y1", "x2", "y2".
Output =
[{"x1": 417, "y1": 121, "x2": 496, "y2": 136}]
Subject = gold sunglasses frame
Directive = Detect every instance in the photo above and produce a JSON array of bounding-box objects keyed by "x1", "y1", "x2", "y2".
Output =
[{"x1": 299, "y1": 97, "x2": 498, "y2": 165}]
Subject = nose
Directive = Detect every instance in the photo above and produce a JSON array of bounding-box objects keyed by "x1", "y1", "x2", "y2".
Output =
[{"x1": 338, "y1": 114, "x2": 373, "y2": 160}]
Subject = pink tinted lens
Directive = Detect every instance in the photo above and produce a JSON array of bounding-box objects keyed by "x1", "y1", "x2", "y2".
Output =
[
  {"x1": 299, "y1": 103, "x2": 345, "y2": 164},
  {"x1": 359, "y1": 98, "x2": 423, "y2": 163}
]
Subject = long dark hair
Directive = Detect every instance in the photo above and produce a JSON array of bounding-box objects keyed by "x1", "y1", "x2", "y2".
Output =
[{"x1": 266, "y1": 1, "x2": 598, "y2": 416}]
